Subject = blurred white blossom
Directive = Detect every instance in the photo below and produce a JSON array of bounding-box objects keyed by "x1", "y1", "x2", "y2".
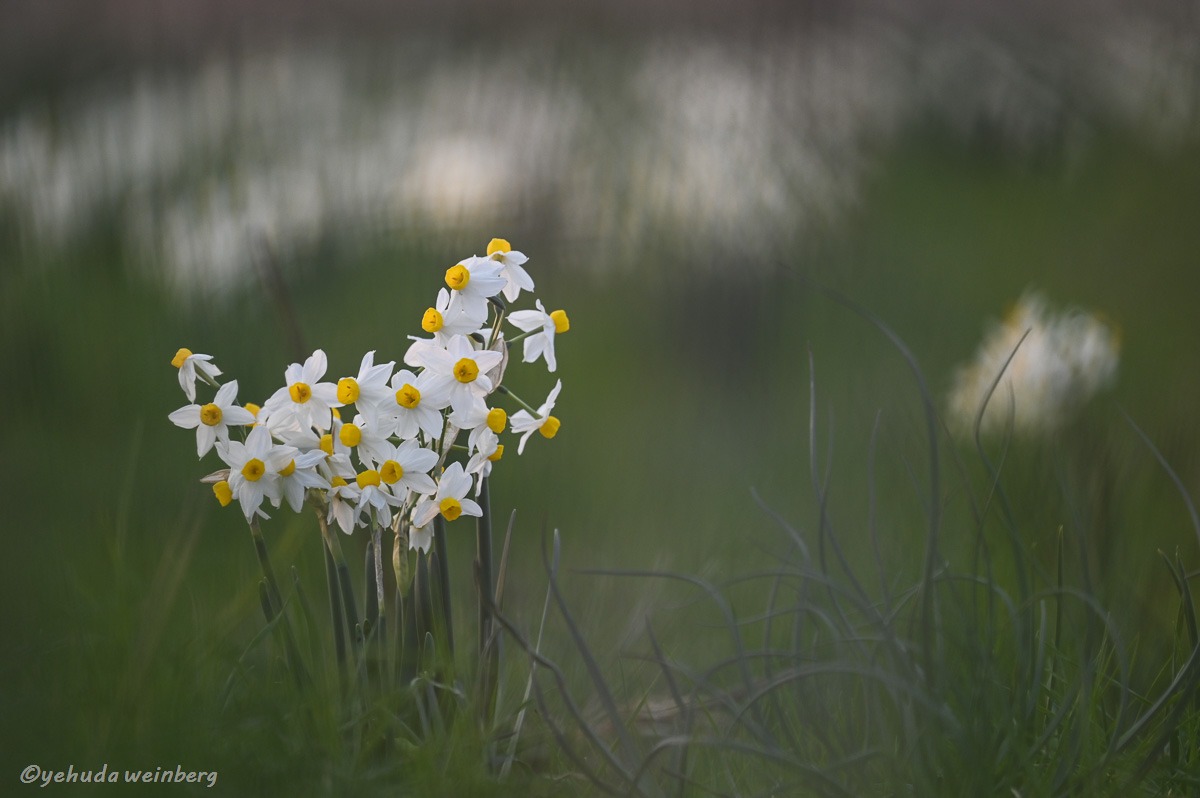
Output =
[
  {"x1": 947, "y1": 293, "x2": 1120, "y2": 437},
  {"x1": 4, "y1": 14, "x2": 1197, "y2": 295}
]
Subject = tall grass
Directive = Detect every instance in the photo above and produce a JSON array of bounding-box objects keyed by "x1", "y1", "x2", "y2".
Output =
[{"x1": 498, "y1": 296, "x2": 1200, "y2": 796}]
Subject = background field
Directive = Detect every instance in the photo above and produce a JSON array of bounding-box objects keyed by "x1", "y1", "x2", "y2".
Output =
[{"x1": 3, "y1": 2, "x2": 1200, "y2": 794}]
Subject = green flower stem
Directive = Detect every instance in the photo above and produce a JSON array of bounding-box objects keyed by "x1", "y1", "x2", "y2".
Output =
[
  {"x1": 394, "y1": 533, "x2": 418, "y2": 686},
  {"x1": 487, "y1": 308, "x2": 507, "y2": 348},
  {"x1": 363, "y1": 527, "x2": 388, "y2": 692},
  {"x1": 373, "y1": 526, "x2": 386, "y2": 633},
  {"x1": 315, "y1": 509, "x2": 363, "y2": 650},
  {"x1": 364, "y1": 531, "x2": 380, "y2": 632},
  {"x1": 495, "y1": 384, "x2": 538, "y2": 415},
  {"x1": 433, "y1": 514, "x2": 455, "y2": 656},
  {"x1": 249, "y1": 520, "x2": 310, "y2": 690},
  {"x1": 373, "y1": 527, "x2": 389, "y2": 688},
  {"x1": 323, "y1": 542, "x2": 348, "y2": 676},
  {"x1": 476, "y1": 477, "x2": 498, "y2": 723},
  {"x1": 198, "y1": 371, "x2": 222, "y2": 391},
  {"x1": 257, "y1": 579, "x2": 276, "y2": 624},
  {"x1": 502, "y1": 328, "x2": 534, "y2": 346},
  {"x1": 249, "y1": 519, "x2": 284, "y2": 614},
  {"x1": 414, "y1": 552, "x2": 434, "y2": 656},
  {"x1": 290, "y1": 566, "x2": 322, "y2": 673}
]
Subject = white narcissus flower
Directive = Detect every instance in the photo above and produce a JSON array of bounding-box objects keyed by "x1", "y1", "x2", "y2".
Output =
[
  {"x1": 410, "y1": 462, "x2": 483, "y2": 549},
  {"x1": 487, "y1": 238, "x2": 534, "y2": 303},
  {"x1": 335, "y1": 350, "x2": 395, "y2": 411},
  {"x1": 375, "y1": 368, "x2": 450, "y2": 442},
  {"x1": 169, "y1": 379, "x2": 256, "y2": 457},
  {"x1": 406, "y1": 288, "x2": 490, "y2": 373},
  {"x1": 376, "y1": 439, "x2": 439, "y2": 502},
  {"x1": 214, "y1": 425, "x2": 289, "y2": 521},
  {"x1": 444, "y1": 255, "x2": 506, "y2": 320},
  {"x1": 276, "y1": 425, "x2": 348, "y2": 471},
  {"x1": 449, "y1": 403, "x2": 505, "y2": 461},
  {"x1": 276, "y1": 449, "x2": 330, "y2": 513},
  {"x1": 454, "y1": 402, "x2": 506, "y2": 494},
  {"x1": 510, "y1": 379, "x2": 562, "y2": 455},
  {"x1": 326, "y1": 473, "x2": 361, "y2": 535},
  {"x1": 337, "y1": 414, "x2": 393, "y2": 468},
  {"x1": 419, "y1": 335, "x2": 503, "y2": 418},
  {"x1": 352, "y1": 469, "x2": 405, "y2": 529},
  {"x1": 409, "y1": 522, "x2": 435, "y2": 554},
  {"x1": 420, "y1": 287, "x2": 488, "y2": 341},
  {"x1": 171, "y1": 347, "x2": 222, "y2": 402},
  {"x1": 507, "y1": 299, "x2": 569, "y2": 372},
  {"x1": 466, "y1": 442, "x2": 504, "y2": 494},
  {"x1": 261, "y1": 349, "x2": 341, "y2": 434}
]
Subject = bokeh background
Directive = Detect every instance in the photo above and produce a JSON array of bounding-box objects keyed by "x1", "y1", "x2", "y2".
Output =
[{"x1": 4, "y1": 0, "x2": 1200, "y2": 792}]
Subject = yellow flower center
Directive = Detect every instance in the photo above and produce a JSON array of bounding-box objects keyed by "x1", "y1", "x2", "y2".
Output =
[
  {"x1": 337, "y1": 377, "x2": 360, "y2": 404},
  {"x1": 331, "y1": 407, "x2": 341, "y2": 420},
  {"x1": 487, "y1": 444, "x2": 504, "y2": 462},
  {"x1": 539, "y1": 415, "x2": 561, "y2": 439},
  {"x1": 440, "y1": 497, "x2": 463, "y2": 521},
  {"x1": 213, "y1": 480, "x2": 233, "y2": 507},
  {"x1": 279, "y1": 459, "x2": 296, "y2": 477},
  {"x1": 551, "y1": 309, "x2": 570, "y2": 334},
  {"x1": 199, "y1": 403, "x2": 223, "y2": 426},
  {"x1": 422, "y1": 307, "x2": 444, "y2": 333},
  {"x1": 486, "y1": 407, "x2": 507, "y2": 433},
  {"x1": 319, "y1": 434, "x2": 334, "y2": 455},
  {"x1": 289, "y1": 382, "x2": 312, "y2": 404},
  {"x1": 340, "y1": 424, "x2": 362, "y2": 447},
  {"x1": 245, "y1": 402, "x2": 261, "y2": 418},
  {"x1": 356, "y1": 470, "x2": 381, "y2": 489},
  {"x1": 445, "y1": 264, "x2": 470, "y2": 291},
  {"x1": 453, "y1": 358, "x2": 480, "y2": 383},
  {"x1": 331, "y1": 476, "x2": 348, "y2": 488},
  {"x1": 171, "y1": 348, "x2": 193, "y2": 368},
  {"x1": 241, "y1": 458, "x2": 266, "y2": 482},
  {"x1": 487, "y1": 238, "x2": 511, "y2": 256},
  {"x1": 396, "y1": 384, "x2": 421, "y2": 409},
  {"x1": 380, "y1": 460, "x2": 404, "y2": 484}
]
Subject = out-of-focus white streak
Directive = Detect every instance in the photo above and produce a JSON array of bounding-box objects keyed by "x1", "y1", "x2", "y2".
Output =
[{"x1": 1, "y1": 17, "x2": 1197, "y2": 296}]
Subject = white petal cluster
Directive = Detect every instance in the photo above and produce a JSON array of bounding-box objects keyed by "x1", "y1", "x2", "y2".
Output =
[
  {"x1": 947, "y1": 292, "x2": 1120, "y2": 438},
  {"x1": 168, "y1": 239, "x2": 569, "y2": 552}
]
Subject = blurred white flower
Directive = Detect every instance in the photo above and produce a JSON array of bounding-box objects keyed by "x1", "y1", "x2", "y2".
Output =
[{"x1": 947, "y1": 292, "x2": 1120, "y2": 437}]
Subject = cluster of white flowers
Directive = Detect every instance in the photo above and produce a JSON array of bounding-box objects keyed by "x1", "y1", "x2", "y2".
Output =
[
  {"x1": 169, "y1": 239, "x2": 569, "y2": 551},
  {"x1": 947, "y1": 292, "x2": 1119, "y2": 437}
]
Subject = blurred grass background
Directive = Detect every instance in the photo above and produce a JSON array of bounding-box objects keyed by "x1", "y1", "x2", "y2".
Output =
[{"x1": 3, "y1": 1, "x2": 1200, "y2": 793}]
